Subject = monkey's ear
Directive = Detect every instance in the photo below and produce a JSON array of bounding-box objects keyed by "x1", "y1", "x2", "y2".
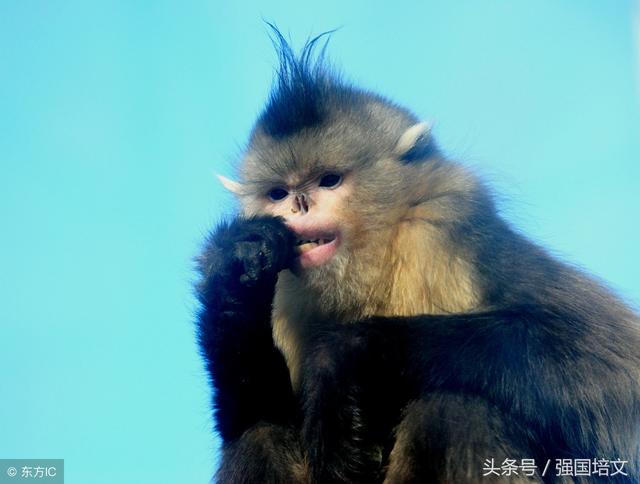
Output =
[
  {"x1": 217, "y1": 174, "x2": 245, "y2": 195},
  {"x1": 394, "y1": 121, "x2": 435, "y2": 163}
]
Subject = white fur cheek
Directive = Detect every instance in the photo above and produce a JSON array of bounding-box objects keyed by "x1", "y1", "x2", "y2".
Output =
[
  {"x1": 241, "y1": 198, "x2": 267, "y2": 217},
  {"x1": 267, "y1": 200, "x2": 297, "y2": 219}
]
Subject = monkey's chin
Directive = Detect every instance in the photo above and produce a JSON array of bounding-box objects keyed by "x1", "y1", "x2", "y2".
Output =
[{"x1": 296, "y1": 237, "x2": 340, "y2": 269}]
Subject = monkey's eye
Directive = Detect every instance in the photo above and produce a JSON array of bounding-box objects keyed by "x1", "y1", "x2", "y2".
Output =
[
  {"x1": 319, "y1": 173, "x2": 342, "y2": 189},
  {"x1": 267, "y1": 187, "x2": 289, "y2": 202}
]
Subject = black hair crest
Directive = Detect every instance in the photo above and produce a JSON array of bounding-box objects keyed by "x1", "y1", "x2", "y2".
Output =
[{"x1": 259, "y1": 23, "x2": 340, "y2": 138}]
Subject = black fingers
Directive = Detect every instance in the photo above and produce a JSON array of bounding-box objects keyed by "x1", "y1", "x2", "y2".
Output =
[
  {"x1": 198, "y1": 216, "x2": 296, "y2": 297},
  {"x1": 228, "y1": 216, "x2": 296, "y2": 279}
]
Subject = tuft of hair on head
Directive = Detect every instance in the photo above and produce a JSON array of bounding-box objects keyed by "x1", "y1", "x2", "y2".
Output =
[{"x1": 259, "y1": 22, "x2": 341, "y2": 138}]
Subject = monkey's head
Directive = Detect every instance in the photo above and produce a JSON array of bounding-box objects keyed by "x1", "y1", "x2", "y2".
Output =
[{"x1": 219, "y1": 30, "x2": 469, "y2": 306}]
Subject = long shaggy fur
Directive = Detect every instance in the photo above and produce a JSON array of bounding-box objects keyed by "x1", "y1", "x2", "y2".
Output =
[{"x1": 197, "y1": 27, "x2": 640, "y2": 483}]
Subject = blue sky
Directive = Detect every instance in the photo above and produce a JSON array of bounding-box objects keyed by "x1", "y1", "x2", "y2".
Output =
[{"x1": 1, "y1": 2, "x2": 638, "y2": 483}]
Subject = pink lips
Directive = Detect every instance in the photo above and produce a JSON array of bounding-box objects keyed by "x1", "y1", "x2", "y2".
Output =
[
  {"x1": 286, "y1": 220, "x2": 341, "y2": 269},
  {"x1": 297, "y1": 236, "x2": 340, "y2": 268}
]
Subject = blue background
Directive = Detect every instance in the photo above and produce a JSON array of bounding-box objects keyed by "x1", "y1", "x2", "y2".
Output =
[{"x1": 1, "y1": 2, "x2": 639, "y2": 483}]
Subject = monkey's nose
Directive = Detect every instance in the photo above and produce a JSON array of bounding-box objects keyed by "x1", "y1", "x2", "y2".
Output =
[{"x1": 294, "y1": 193, "x2": 309, "y2": 215}]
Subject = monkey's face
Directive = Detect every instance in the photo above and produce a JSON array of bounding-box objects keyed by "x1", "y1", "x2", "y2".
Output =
[
  {"x1": 217, "y1": 90, "x2": 438, "y2": 302},
  {"x1": 266, "y1": 171, "x2": 353, "y2": 269},
  {"x1": 221, "y1": 114, "x2": 436, "y2": 288},
  {"x1": 250, "y1": 169, "x2": 355, "y2": 271}
]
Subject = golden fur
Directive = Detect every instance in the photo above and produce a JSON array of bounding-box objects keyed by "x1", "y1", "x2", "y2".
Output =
[{"x1": 271, "y1": 159, "x2": 482, "y2": 388}]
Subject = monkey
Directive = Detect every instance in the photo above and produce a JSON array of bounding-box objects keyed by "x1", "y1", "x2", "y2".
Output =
[{"x1": 195, "y1": 28, "x2": 640, "y2": 484}]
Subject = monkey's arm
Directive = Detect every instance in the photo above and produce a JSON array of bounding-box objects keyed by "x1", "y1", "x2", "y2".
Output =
[
  {"x1": 301, "y1": 305, "x2": 640, "y2": 482},
  {"x1": 195, "y1": 216, "x2": 296, "y2": 443}
]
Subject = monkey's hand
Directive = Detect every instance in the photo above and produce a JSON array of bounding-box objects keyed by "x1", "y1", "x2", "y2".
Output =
[
  {"x1": 196, "y1": 216, "x2": 297, "y2": 443},
  {"x1": 198, "y1": 215, "x2": 296, "y2": 299}
]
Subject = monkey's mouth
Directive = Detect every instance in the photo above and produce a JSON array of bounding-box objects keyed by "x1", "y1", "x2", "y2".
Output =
[
  {"x1": 294, "y1": 234, "x2": 339, "y2": 268},
  {"x1": 296, "y1": 237, "x2": 335, "y2": 253}
]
